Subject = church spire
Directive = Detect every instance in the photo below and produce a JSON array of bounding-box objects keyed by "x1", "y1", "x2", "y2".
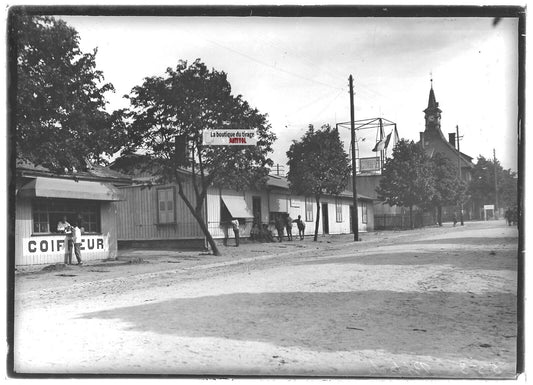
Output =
[
  {"x1": 423, "y1": 78, "x2": 442, "y2": 133},
  {"x1": 424, "y1": 79, "x2": 441, "y2": 114},
  {"x1": 427, "y1": 77, "x2": 439, "y2": 110}
]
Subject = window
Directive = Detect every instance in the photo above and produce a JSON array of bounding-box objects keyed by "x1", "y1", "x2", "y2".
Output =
[
  {"x1": 157, "y1": 187, "x2": 175, "y2": 224},
  {"x1": 32, "y1": 199, "x2": 100, "y2": 234},
  {"x1": 305, "y1": 196, "x2": 314, "y2": 222},
  {"x1": 361, "y1": 201, "x2": 368, "y2": 224},
  {"x1": 33, "y1": 204, "x2": 49, "y2": 233},
  {"x1": 335, "y1": 198, "x2": 342, "y2": 222}
]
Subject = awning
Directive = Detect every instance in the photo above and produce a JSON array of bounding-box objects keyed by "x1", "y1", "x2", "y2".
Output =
[
  {"x1": 18, "y1": 177, "x2": 124, "y2": 201},
  {"x1": 221, "y1": 194, "x2": 254, "y2": 218}
]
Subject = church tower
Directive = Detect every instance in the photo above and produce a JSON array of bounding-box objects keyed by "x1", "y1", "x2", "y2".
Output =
[{"x1": 423, "y1": 79, "x2": 442, "y2": 134}]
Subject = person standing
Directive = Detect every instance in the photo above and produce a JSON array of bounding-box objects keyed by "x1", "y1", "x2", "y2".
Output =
[
  {"x1": 285, "y1": 214, "x2": 293, "y2": 241},
  {"x1": 231, "y1": 218, "x2": 240, "y2": 247},
  {"x1": 294, "y1": 215, "x2": 306, "y2": 240},
  {"x1": 275, "y1": 216, "x2": 284, "y2": 242},
  {"x1": 71, "y1": 222, "x2": 83, "y2": 265}
]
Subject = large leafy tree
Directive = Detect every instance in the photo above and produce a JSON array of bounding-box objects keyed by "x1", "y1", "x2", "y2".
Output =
[
  {"x1": 469, "y1": 155, "x2": 517, "y2": 212},
  {"x1": 286, "y1": 124, "x2": 351, "y2": 241},
  {"x1": 427, "y1": 152, "x2": 467, "y2": 226},
  {"x1": 12, "y1": 13, "x2": 125, "y2": 171},
  {"x1": 124, "y1": 59, "x2": 276, "y2": 256},
  {"x1": 377, "y1": 139, "x2": 434, "y2": 229}
]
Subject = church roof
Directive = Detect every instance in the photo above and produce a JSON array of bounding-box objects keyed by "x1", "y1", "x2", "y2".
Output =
[{"x1": 424, "y1": 83, "x2": 442, "y2": 113}]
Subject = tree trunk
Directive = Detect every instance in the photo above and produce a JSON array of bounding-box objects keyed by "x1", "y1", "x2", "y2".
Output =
[
  {"x1": 437, "y1": 206, "x2": 443, "y2": 226},
  {"x1": 314, "y1": 196, "x2": 321, "y2": 241},
  {"x1": 175, "y1": 173, "x2": 221, "y2": 256},
  {"x1": 409, "y1": 205, "x2": 414, "y2": 229}
]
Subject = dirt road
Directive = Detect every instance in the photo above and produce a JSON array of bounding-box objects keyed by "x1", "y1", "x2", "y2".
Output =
[{"x1": 12, "y1": 220, "x2": 518, "y2": 378}]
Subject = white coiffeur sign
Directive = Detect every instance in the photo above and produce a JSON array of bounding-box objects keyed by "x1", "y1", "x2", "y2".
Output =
[{"x1": 23, "y1": 235, "x2": 109, "y2": 257}]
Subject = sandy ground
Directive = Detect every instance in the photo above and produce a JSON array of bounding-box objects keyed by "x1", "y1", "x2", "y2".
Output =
[{"x1": 11, "y1": 220, "x2": 519, "y2": 378}]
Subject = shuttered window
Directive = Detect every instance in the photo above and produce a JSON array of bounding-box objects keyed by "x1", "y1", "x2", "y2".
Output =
[
  {"x1": 335, "y1": 198, "x2": 343, "y2": 222},
  {"x1": 305, "y1": 196, "x2": 314, "y2": 222},
  {"x1": 157, "y1": 187, "x2": 175, "y2": 224},
  {"x1": 361, "y1": 201, "x2": 368, "y2": 224}
]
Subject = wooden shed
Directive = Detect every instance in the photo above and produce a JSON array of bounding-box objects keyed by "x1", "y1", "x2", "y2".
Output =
[{"x1": 14, "y1": 162, "x2": 131, "y2": 266}]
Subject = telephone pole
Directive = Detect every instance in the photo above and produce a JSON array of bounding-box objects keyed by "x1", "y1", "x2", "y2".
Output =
[
  {"x1": 349, "y1": 75, "x2": 359, "y2": 241},
  {"x1": 456, "y1": 125, "x2": 464, "y2": 225},
  {"x1": 494, "y1": 148, "x2": 499, "y2": 219}
]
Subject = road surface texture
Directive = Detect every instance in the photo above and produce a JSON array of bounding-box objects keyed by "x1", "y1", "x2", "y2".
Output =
[{"x1": 13, "y1": 220, "x2": 518, "y2": 378}]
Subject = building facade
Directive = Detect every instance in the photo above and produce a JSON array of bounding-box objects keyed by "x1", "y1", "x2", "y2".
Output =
[
  {"x1": 14, "y1": 162, "x2": 131, "y2": 266},
  {"x1": 114, "y1": 173, "x2": 374, "y2": 249}
]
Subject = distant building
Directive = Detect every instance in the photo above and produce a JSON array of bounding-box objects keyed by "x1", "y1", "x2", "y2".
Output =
[
  {"x1": 419, "y1": 82, "x2": 474, "y2": 182},
  {"x1": 351, "y1": 82, "x2": 477, "y2": 228},
  {"x1": 418, "y1": 81, "x2": 475, "y2": 220}
]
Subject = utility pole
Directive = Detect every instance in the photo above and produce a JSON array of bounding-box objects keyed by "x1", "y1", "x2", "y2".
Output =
[
  {"x1": 456, "y1": 125, "x2": 464, "y2": 225},
  {"x1": 494, "y1": 148, "x2": 499, "y2": 219},
  {"x1": 349, "y1": 75, "x2": 359, "y2": 241}
]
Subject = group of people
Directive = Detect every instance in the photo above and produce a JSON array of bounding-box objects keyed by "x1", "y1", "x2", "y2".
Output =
[
  {"x1": 56, "y1": 216, "x2": 83, "y2": 265},
  {"x1": 250, "y1": 214, "x2": 306, "y2": 243},
  {"x1": 224, "y1": 213, "x2": 307, "y2": 246}
]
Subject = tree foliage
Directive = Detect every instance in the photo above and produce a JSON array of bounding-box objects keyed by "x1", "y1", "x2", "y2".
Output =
[
  {"x1": 469, "y1": 155, "x2": 517, "y2": 210},
  {"x1": 13, "y1": 13, "x2": 124, "y2": 171},
  {"x1": 427, "y1": 152, "x2": 468, "y2": 225},
  {"x1": 377, "y1": 139, "x2": 434, "y2": 228},
  {"x1": 286, "y1": 124, "x2": 351, "y2": 241},
  {"x1": 124, "y1": 59, "x2": 276, "y2": 255}
]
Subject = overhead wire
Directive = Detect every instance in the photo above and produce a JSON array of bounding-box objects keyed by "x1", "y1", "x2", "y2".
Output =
[{"x1": 206, "y1": 38, "x2": 345, "y2": 92}]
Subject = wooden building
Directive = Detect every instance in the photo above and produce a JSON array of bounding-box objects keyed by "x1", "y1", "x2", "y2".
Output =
[
  {"x1": 14, "y1": 162, "x2": 131, "y2": 266},
  {"x1": 114, "y1": 173, "x2": 374, "y2": 249}
]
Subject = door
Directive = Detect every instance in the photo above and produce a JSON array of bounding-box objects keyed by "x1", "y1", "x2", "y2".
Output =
[{"x1": 322, "y1": 203, "x2": 329, "y2": 234}]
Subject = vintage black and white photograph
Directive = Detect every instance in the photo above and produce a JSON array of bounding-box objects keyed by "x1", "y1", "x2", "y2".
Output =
[{"x1": 7, "y1": 6, "x2": 524, "y2": 378}]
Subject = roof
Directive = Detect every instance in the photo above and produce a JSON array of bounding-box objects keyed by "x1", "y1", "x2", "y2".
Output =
[
  {"x1": 267, "y1": 175, "x2": 290, "y2": 189},
  {"x1": 16, "y1": 159, "x2": 132, "y2": 184},
  {"x1": 424, "y1": 84, "x2": 442, "y2": 113},
  {"x1": 267, "y1": 174, "x2": 374, "y2": 201},
  {"x1": 19, "y1": 177, "x2": 124, "y2": 201}
]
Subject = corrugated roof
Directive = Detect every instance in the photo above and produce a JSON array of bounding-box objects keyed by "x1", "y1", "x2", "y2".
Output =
[{"x1": 16, "y1": 159, "x2": 132, "y2": 183}]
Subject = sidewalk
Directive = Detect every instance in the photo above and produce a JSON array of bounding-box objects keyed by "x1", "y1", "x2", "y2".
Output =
[{"x1": 15, "y1": 221, "x2": 500, "y2": 276}]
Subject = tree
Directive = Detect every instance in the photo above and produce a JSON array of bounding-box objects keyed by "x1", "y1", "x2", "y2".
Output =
[
  {"x1": 376, "y1": 139, "x2": 434, "y2": 229},
  {"x1": 427, "y1": 152, "x2": 467, "y2": 226},
  {"x1": 469, "y1": 155, "x2": 517, "y2": 212},
  {"x1": 286, "y1": 124, "x2": 351, "y2": 241},
  {"x1": 12, "y1": 13, "x2": 125, "y2": 171},
  {"x1": 124, "y1": 59, "x2": 276, "y2": 256}
]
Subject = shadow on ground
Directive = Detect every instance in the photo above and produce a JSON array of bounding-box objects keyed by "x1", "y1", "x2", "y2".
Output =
[
  {"x1": 81, "y1": 290, "x2": 516, "y2": 363},
  {"x1": 292, "y1": 248, "x2": 518, "y2": 271},
  {"x1": 394, "y1": 237, "x2": 518, "y2": 247}
]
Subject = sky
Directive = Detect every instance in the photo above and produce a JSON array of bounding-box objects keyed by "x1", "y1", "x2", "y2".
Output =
[{"x1": 59, "y1": 15, "x2": 520, "y2": 171}]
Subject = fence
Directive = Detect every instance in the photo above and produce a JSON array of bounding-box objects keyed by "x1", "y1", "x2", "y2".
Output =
[{"x1": 374, "y1": 212, "x2": 436, "y2": 230}]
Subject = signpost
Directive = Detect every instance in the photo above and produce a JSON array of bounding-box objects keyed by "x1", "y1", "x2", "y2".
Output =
[{"x1": 202, "y1": 129, "x2": 257, "y2": 146}]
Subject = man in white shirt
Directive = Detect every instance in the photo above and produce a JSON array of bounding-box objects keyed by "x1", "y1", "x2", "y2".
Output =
[{"x1": 71, "y1": 222, "x2": 83, "y2": 265}]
